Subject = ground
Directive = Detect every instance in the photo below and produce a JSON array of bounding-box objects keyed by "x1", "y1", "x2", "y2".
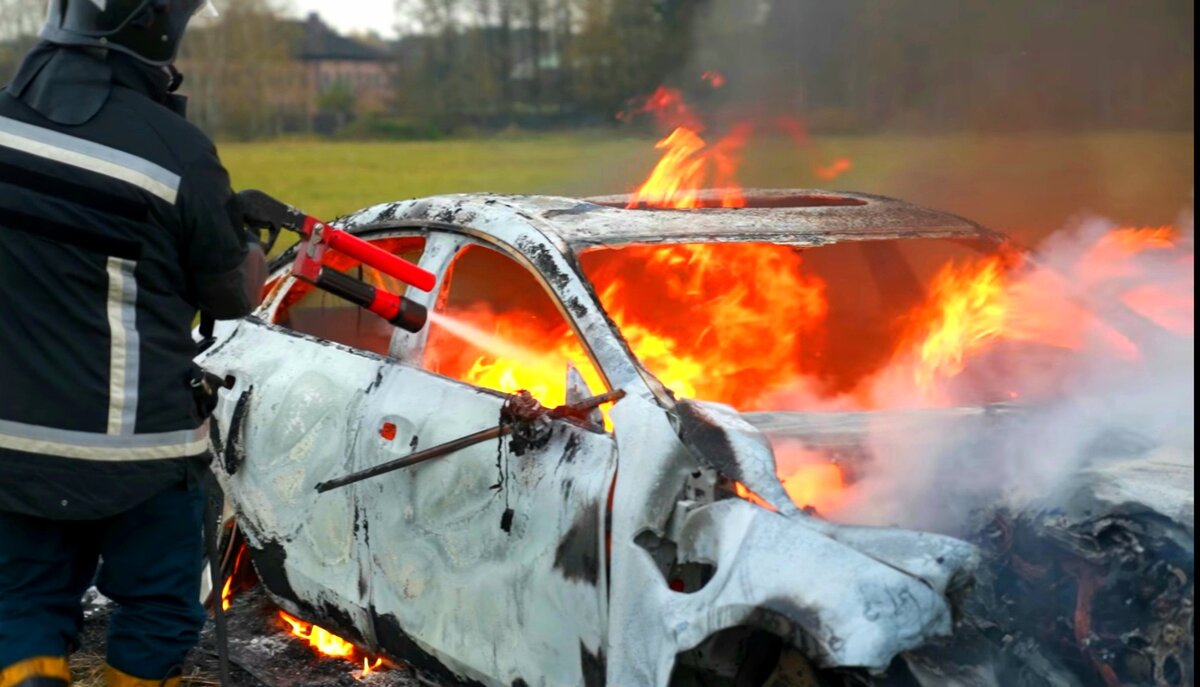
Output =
[
  {"x1": 220, "y1": 130, "x2": 1194, "y2": 247},
  {"x1": 71, "y1": 588, "x2": 425, "y2": 687}
]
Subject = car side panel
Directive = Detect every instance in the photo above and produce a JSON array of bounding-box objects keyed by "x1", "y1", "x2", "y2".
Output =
[
  {"x1": 361, "y1": 362, "x2": 615, "y2": 687},
  {"x1": 200, "y1": 319, "x2": 380, "y2": 648}
]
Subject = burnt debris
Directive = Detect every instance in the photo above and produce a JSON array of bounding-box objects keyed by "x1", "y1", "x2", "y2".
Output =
[{"x1": 904, "y1": 455, "x2": 1194, "y2": 687}]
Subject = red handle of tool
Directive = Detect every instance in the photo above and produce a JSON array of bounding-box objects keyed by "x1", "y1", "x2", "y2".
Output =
[
  {"x1": 301, "y1": 216, "x2": 436, "y2": 293},
  {"x1": 369, "y1": 288, "x2": 403, "y2": 320},
  {"x1": 312, "y1": 268, "x2": 428, "y2": 333}
]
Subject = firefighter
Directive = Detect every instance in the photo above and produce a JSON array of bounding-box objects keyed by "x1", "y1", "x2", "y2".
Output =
[{"x1": 0, "y1": 1, "x2": 265, "y2": 685}]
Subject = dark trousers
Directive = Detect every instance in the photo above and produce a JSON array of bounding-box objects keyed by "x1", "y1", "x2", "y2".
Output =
[{"x1": 0, "y1": 482, "x2": 206, "y2": 680}]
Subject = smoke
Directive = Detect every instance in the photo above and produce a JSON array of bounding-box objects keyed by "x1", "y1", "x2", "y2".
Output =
[{"x1": 819, "y1": 211, "x2": 1194, "y2": 534}]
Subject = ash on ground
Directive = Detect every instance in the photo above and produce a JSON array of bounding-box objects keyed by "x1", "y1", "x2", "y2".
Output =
[{"x1": 75, "y1": 586, "x2": 425, "y2": 687}]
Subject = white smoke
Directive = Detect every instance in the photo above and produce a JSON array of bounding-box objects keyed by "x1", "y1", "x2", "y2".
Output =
[{"x1": 823, "y1": 211, "x2": 1195, "y2": 534}]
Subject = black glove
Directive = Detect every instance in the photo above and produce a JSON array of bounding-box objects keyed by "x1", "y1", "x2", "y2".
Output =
[
  {"x1": 236, "y1": 189, "x2": 304, "y2": 254},
  {"x1": 190, "y1": 366, "x2": 227, "y2": 420}
]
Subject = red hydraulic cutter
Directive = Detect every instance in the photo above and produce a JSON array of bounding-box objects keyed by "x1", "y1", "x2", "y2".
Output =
[{"x1": 237, "y1": 189, "x2": 435, "y2": 333}]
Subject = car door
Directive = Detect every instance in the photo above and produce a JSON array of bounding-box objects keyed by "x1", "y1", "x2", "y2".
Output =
[
  {"x1": 357, "y1": 234, "x2": 618, "y2": 687},
  {"x1": 198, "y1": 234, "x2": 429, "y2": 649}
]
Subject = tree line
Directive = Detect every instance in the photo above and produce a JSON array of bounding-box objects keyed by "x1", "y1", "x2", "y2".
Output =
[
  {"x1": 398, "y1": 0, "x2": 1192, "y2": 132},
  {"x1": 2, "y1": 0, "x2": 1193, "y2": 138}
]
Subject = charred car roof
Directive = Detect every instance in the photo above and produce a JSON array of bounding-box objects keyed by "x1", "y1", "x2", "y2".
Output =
[{"x1": 345, "y1": 189, "x2": 1005, "y2": 252}]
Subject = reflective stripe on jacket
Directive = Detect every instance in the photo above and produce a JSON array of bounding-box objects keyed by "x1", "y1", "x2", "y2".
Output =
[{"x1": 0, "y1": 46, "x2": 251, "y2": 519}]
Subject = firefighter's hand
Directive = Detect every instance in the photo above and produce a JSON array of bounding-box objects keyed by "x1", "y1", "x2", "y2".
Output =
[
  {"x1": 237, "y1": 189, "x2": 287, "y2": 229},
  {"x1": 236, "y1": 189, "x2": 293, "y2": 253},
  {"x1": 190, "y1": 368, "x2": 226, "y2": 419}
]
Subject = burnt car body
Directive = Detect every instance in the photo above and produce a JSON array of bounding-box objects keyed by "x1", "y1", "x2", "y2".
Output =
[{"x1": 196, "y1": 190, "x2": 993, "y2": 686}]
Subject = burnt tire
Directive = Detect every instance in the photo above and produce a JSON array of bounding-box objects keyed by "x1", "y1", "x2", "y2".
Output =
[{"x1": 670, "y1": 628, "x2": 844, "y2": 687}]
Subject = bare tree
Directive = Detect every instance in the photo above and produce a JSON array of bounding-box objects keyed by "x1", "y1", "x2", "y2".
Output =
[
  {"x1": 0, "y1": 0, "x2": 44, "y2": 39},
  {"x1": 178, "y1": 0, "x2": 300, "y2": 138},
  {"x1": 0, "y1": 0, "x2": 46, "y2": 81}
]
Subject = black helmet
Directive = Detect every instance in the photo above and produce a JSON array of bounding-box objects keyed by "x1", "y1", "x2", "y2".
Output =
[{"x1": 39, "y1": 0, "x2": 218, "y2": 66}]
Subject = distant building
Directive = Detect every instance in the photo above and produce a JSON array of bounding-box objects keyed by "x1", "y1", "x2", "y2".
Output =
[
  {"x1": 292, "y1": 12, "x2": 393, "y2": 128},
  {"x1": 178, "y1": 11, "x2": 393, "y2": 135}
]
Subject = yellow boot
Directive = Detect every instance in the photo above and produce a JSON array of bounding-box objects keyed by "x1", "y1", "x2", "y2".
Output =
[
  {"x1": 102, "y1": 665, "x2": 180, "y2": 687},
  {"x1": 0, "y1": 657, "x2": 70, "y2": 687}
]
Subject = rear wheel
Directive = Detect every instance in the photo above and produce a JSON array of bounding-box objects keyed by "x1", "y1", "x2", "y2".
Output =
[{"x1": 670, "y1": 627, "x2": 853, "y2": 687}]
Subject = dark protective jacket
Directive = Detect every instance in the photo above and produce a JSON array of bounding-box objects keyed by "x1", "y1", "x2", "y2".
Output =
[{"x1": 0, "y1": 44, "x2": 263, "y2": 520}]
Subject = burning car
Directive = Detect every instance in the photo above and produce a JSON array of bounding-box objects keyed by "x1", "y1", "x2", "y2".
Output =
[{"x1": 196, "y1": 188, "x2": 1185, "y2": 686}]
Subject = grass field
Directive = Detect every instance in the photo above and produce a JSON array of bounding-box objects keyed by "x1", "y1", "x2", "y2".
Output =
[{"x1": 221, "y1": 131, "x2": 1194, "y2": 246}]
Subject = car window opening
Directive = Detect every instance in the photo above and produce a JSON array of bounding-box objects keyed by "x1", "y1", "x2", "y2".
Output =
[
  {"x1": 424, "y1": 243, "x2": 606, "y2": 408},
  {"x1": 274, "y1": 236, "x2": 426, "y2": 355}
]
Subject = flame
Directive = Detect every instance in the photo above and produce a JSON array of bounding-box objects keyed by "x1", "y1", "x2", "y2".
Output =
[
  {"x1": 623, "y1": 83, "x2": 859, "y2": 209},
  {"x1": 1102, "y1": 226, "x2": 1177, "y2": 253},
  {"x1": 219, "y1": 543, "x2": 247, "y2": 612},
  {"x1": 619, "y1": 85, "x2": 701, "y2": 129},
  {"x1": 429, "y1": 243, "x2": 828, "y2": 411},
  {"x1": 902, "y1": 254, "x2": 1021, "y2": 391},
  {"x1": 782, "y1": 463, "x2": 849, "y2": 513},
  {"x1": 422, "y1": 87, "x2": 1189, "y2": 513},
  {"x1": 587, "y1": 244, "x2": 827, "y2": 409},
  {"x1": 735, "y1": 460, "x2": 850, "y2": 515},
  {"x1": 279, "y1": 611, "x2": 356, "y2": 658},
  {"x1": 701, "y1": 70, "x2": 727, "y2": 89},
  {"x1": 733, "y1": 482, "x2": 775, "y2": 511},
  {"x1": 1080, "y1": 227, "x2": 1193, "y2": 335},
  {"x1": 628, "y1": 125, "x2": 751, "y2": 209},
  {"x1": 277, "y1": 611, "x2": 388, "y2": 677},
  {"x1": 893, "y1": 254, "x2": 1099, "y2": 399},
  {"x1": 623, "y1": 85, "x2": 750, "y2": 209},
  {"x1": 890, "y1": 226, "x2": 1191, "y2": 399},
  {"x1": 814, "y1": 157, "x2": 853, "y2": 181},
  {"x1": 429, "y1": 304, "x2": 602, "y2": 408},
  {"x1": 220, "y1": 577, "x2": 233, "y2": 612}
]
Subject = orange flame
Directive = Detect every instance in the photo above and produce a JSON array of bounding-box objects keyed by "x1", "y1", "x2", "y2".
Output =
[
  {"x1": 278, "y1": 611, "x2": 388, "y2": 678},
  {"x1": 814, "y1": 157, "x2": 853, "y2": 181},
  {"x1": 279, "y1": 611, "x2": 356, "y2": 658},
  {"x1": 219, "y1": 544, "x2": 247, "y2": 612},
  {"x1": 781, "y1": 463, "x2": 849, "y2": 513},
  {"x1": 623, "y1": 85, "x2": 750, "y2": 209},
  {"x1": 220, "y1": 577, "x2": 234, "y2": 612},
  {"x1": 701, "y1": 71, "x2": 727, "y2": 89},
  {"x1": 733, "y1": 482, "x2": 775, "y2": 511},
  {"x1": 1079, "y1": 227, "x2": 1193, "y2": 335},
  {"x1": 902, "y1": 254, "x2": 1021, "y2": 391},
  {"x1": 429, "y1": 243, "x2": 829, "y2": 412},
  {"x1": 735, "y1": 458, "x2": 849, "y2": 515},
  {"x1": 628, "y1": 125, "x2": 752, "y2": 209},
  {"x1": 624, "y1": 83, "x2": 859, "y2": 208},
  {"x1": 619, "y1": 86, "x2": 701, "y2": 129},
  {"x1": 889, "y1": 226, "x2": 1190, "y2": 399},
  {"x1": 362, "y1": 657, "x2": 383, "y2": 676},
  {"x1": 587, "y1": 244, "x2": 827, "y2": 408}
]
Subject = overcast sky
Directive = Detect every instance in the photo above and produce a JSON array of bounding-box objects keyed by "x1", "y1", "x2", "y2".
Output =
[{"x1": 290, "y1": 0, "x2": 401, "y2": 38}]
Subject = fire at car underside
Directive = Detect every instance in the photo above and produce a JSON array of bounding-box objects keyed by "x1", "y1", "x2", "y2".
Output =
[{"x1": 200, "y1": 186, "x2": 1192, "y2": 686}]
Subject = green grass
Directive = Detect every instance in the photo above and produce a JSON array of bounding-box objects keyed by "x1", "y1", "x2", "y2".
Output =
[{"x1": 220, "y1": 131, "x2": 1193, "y2": 246}]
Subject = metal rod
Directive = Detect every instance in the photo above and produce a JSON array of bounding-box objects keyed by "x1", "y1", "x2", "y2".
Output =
[
  {"x1": 316, "y1": 426, "x2": 508, "y2": 493},
  {"x1": 314, "y1": 389, "x2": 626, "y2": 494},
  {"x1": 203, "y1": 473, "x2": 233, "y2": 687}
]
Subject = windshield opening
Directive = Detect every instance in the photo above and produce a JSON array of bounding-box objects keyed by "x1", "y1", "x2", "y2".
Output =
[{"x1": 578, "y1": 237, "x2": 1094, "y2": 412}]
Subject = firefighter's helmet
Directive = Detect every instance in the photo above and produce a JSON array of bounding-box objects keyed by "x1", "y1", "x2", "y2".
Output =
[{"x1": 40, "y1": 0, "x2": 218, "y2": 66}]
